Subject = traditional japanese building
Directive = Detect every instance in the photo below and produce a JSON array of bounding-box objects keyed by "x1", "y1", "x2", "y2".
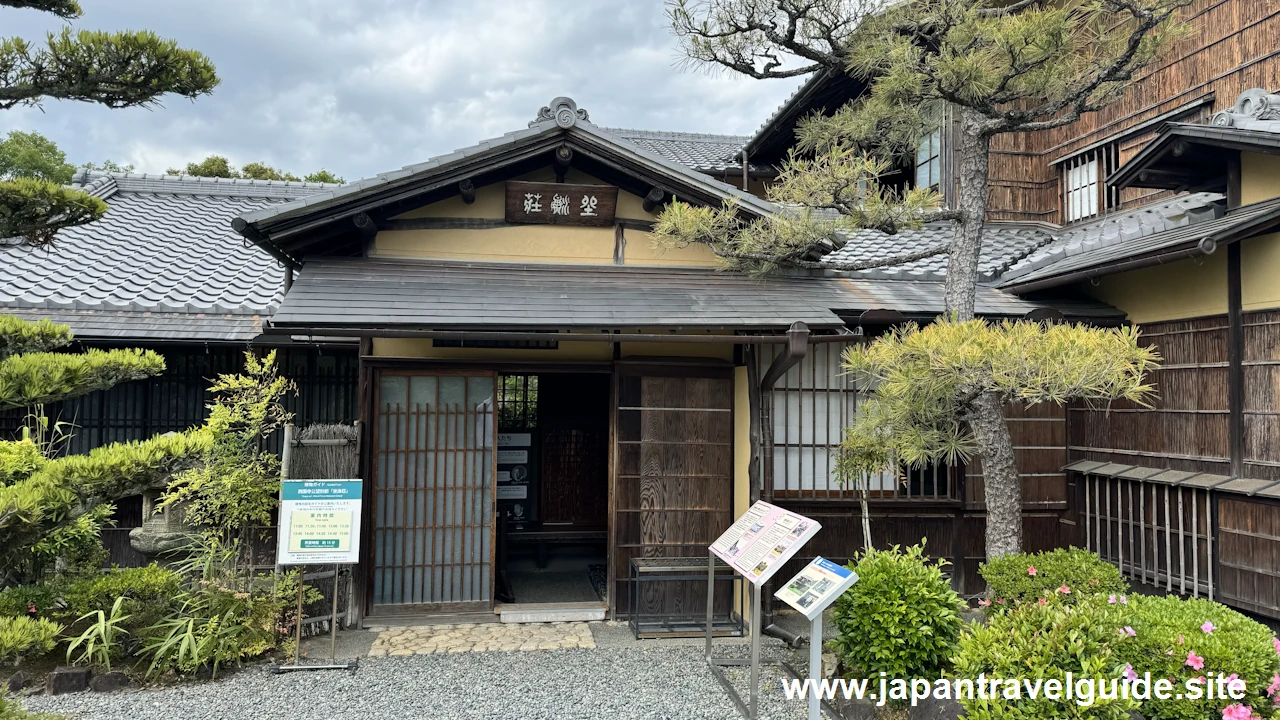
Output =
[{"x1": 4, "y1": 0, "x2": 1279, "y2": 626}]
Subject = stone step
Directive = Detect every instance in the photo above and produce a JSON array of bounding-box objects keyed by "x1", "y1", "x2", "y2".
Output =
[{"x1": 495, "y1": 602, "x2": 606, "y2": 623}]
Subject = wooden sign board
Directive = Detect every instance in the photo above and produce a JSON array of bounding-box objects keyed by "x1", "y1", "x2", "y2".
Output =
[{"x1": 505, "y1": 181, "x2": 617, "y2": 227}]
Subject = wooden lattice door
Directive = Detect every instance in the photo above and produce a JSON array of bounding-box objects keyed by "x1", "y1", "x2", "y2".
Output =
[
  {"x1": 613, "y1": 365, "x2": 735, "y2": 616},
  {"x1": 371, "y1": 372, "x2": 496, "y2": 613}
]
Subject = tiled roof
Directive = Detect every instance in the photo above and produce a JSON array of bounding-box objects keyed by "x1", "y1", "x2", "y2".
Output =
[
  {"x1": 605, "y1": 128, "x2": 755, "y2": 173},
  {"x1": 0, "y1": 172, "x2": 338, "y2": 341},
  {"x1": 999, "y1": 193, "x2": 1225, "y2": 282},
  {"x1": 269, "y1": 257, "x2": 1120, "y2": 333},
  {"x1": 819, "y1": 193, "x2": 1229, "y2": 285},
  {"x1": 823, "y1": 223, "x2": 1057, "y2": 282}
]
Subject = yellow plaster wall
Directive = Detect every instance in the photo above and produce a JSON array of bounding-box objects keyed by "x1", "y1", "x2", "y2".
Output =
[
  {"x1": 1083, "y1": 252, "x2": 1227, "y2": 323},
  {"x1": 1241, "y1": 152, "x2": 1280, "y2": 205},
  {"x1": 617, "y1": 341, "x2": 734, "y2": 361},
  {"x1": 372, "y1": 338, "x2": 613, "y2": 361},
  {"x1": 375, "y1": 167, "x2": 719, "y2": 267}
]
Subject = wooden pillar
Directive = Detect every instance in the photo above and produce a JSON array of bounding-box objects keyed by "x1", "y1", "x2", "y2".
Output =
[{"x1": 1227, "y1": 152, "x2": 1244, "y2": 479}]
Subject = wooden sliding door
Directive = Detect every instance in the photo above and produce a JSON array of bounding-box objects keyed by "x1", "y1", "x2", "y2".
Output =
[
  {"x1": 612, "y1": 364, "x2": 735, "y2": 616},
  {"x1": 371, "y1": 371, "x2": 496, "y2": 613}
]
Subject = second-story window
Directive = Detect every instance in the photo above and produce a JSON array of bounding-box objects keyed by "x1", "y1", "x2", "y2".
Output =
[
  {"x1": 915, "y1": 128, "x2": 942, "y2": 191},
  {"x1": 1061, "y1": 143, "x2": 1121, "y2": 223}
]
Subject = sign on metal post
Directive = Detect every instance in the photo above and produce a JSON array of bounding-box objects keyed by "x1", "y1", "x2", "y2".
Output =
[
  {"x1": 705, "y1": 501, "x2": 822, "y2": 719},
  {"x1": 777, "y1": 557, "x2": 859, "y2": 720},
  {"x1": 272, "y1": 477, "x2": 362, "y2": 675},
  {"x1": 277, "y1": 479, "x2": 362, "y2": 565}
]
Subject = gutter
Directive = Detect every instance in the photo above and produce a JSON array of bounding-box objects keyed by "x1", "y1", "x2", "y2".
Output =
[
  {"x1": 260, "y1": 325, "x2": 857, "y2": 345},
  {"x1": 231, "y1": 217, "x2": 299, "y2": 272},
  {"x1": 1002, "y1": 238, "x2": 1220, "y2": 295}
]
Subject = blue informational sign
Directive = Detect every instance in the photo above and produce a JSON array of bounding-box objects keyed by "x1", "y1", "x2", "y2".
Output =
[
  {"x1": 277, "y1": 479, "x2": 363, "y2": 565},
  {"x1": 775, "y1": 555, "x2": 860, "y2": 620}
]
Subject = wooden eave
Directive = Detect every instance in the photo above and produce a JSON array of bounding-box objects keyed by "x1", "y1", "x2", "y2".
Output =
[{"x1": 1108, "y1": 123, "x2": 1280, "y2": 192}]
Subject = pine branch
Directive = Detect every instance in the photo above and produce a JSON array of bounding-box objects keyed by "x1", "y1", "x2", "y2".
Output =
[
  {"x1": 0, "y1": 0, "x2": 80, "y2": 19},
  {"x1": 0, "y1": 28, "x2": 218, "y2": 110},
  {"x1": 0, "y1": 315, "x2": 72, "y2": 360},
  {"x1": 0, "y1": 178, "x2": 106, "y2": 247},
  {"x1": 0, "y1": 347, "x2": 165, "y2": 410}
]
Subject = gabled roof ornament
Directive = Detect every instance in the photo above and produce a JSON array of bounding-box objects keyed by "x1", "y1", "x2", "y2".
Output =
[
  {"x1": 1212, "y1": 89, "x2": 1280, "y2": 130},
  {"x1": 532, "y1": 97, "x2": 589, "y2": 129}
]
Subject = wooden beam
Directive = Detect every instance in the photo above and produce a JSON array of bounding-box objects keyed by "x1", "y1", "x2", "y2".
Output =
[
  {"x1": 554, "y1": 146, "x2": 573, "y2": 183},
  {"x1": 642, "y1": 187, "x2": 665, "y2": 214},
  {"x1": 1228, "y1": 240, "x2": 1244, "y2": 479},
  {"x1": 1227, "y1": 153, "x2": 1242, "y2": 210},
  {"x1": 458, "y1": 179, "x2": 476, "y2": 204},
  {"x1": 353, "y1": 212, "x2": 378, "y2": 256}
]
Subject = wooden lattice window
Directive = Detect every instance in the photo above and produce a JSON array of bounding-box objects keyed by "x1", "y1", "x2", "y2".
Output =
[{"x1": 1062, "y1": 143, "x2": 1121, "y2": 223}]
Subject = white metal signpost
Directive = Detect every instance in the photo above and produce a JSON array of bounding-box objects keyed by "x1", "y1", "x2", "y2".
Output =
[
  {"x1": 273, "y1": 478, "x2": 362, "y2": 674},
  {"x1": 776, "y1": 557, "x2": 859, "y2": 720},
  {"x1": 706, "y1": 500, "x2": 821, "y2": 719}
]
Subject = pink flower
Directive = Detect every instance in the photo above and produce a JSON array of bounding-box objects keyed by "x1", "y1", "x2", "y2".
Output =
[
  {"x1": 1201, "y1": 621, "x2": 1217, "y2": 635},
  {"x1": 1186, "y1": 651, "x2": 1205, "y2": 671},
  {"x1": 26, "y1": 601, "x2": 35, "y2": 614},
  {"x1": 1058, "y1": 585, "x2": 1071, "y2": 594},
  {"x1": 1027, "y1": 565, "x2": 1037, "y2": 576},
  {"x1": 1123, "y1": 664, "x2": 1139, "y2": 682},
  {"x1": 978, "y1": 599, "x2": 991, "y2": 607},
  {"x1": 1273, "y1": 637, "x2": 1280, "y2": 656},
  {"x1": 1038, "y1": 598, "x2": 1048, "y2": 605},
  {"x1": 1119, "y1": 595, "x2": 1128, "y2": 605},
  {"x1": 995, "y1": 598, "x2": 1005, "y2": 605},
  {"x1": 1177, "y1": 634, "x2": 1185, "y2": 646},
  {"x1": 1119, "y1": 626, "x2": 1136, "y2": 637},
  {"x1": 1108, "y1": 594, "x2": 1118, "y2": 604},
  {"x1": 1266, "y1": 673, "x2": 1280, "y2": 700},
  {"x1": 1221, "y1": 704, "x2": 1255, "y2": 720}
]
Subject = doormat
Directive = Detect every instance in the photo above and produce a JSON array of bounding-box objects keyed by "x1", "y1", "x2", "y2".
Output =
[{"x1": 588, "y1": 564, "x2": 608, "y2": 600}]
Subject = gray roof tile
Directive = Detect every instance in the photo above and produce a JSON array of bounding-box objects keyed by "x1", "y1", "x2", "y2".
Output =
[
  {"x1": 603, "y1": 128, "x2": 756, "y2": 172},
  {"x1": 0, "y1": 172, "x2": 338, "y2": 341}
]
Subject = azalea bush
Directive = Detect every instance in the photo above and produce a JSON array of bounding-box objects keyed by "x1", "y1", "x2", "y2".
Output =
[
  {"x1": 1113, "y1": 595, "x2": 1280, "y2": 720},
  {"x1": 979, "y1": 547, "x2": 1127, "y2": 611},
  {"x1": 953, "y1": 597, "x2": 1137, "y2": 720},
  {"x1": 829, "y1": 542, "x2": 965, "y2": 681}
]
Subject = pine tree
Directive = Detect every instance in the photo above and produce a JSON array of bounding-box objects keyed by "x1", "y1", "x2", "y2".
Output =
[
  {"x1": 0, "y1": 0, "x2": 218, "y2": 247},
  {"x1": 658, "y1": 0, "x2": 1187, "y2": 557}
]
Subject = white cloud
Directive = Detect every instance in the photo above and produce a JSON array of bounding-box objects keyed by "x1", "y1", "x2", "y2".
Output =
[{"x1": 0, "y1": 0, "x2": 804, "y2": 179}]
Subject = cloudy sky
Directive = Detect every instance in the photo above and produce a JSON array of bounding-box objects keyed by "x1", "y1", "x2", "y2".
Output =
[{"x1": 0, "y1": 0, "x2": 804, "y2": 181}]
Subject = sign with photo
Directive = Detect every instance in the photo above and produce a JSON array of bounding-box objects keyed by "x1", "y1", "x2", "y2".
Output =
[
  {"x1": 710, "y1": 500, "x2": 821, "y2": 586},
  {"x1": 496, "y1": 432, "x2": 537, "y2": 523},
  {"x1": 775, "y1": 557, "x2": 859, "y2": 620},
  {"x1": 276, "y1": 479, "x2": 362, "y2": 565},
  {"x1": 504, "y1": 181, "x2": 617, "y2": 227}
]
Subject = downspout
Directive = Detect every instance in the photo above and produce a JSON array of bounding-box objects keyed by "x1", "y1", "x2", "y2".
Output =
[
  {"x1": 756, "y1": 322, "x2": 810, "y2": 648},
  {"x1": 741, "y1": 149, "x2": 749, "y2": 192}
]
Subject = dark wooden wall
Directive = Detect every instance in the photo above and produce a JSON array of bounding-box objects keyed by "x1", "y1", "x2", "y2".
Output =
[
  {"x1": 613, "y1": 367, "x2": 735, "y2": 616},
  {"x1": 985, "y1": 1, "x2": 1280, "y2": 223}
]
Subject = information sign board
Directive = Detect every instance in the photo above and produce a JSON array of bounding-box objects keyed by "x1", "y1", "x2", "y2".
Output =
[
  {"x1": 277, "y1": 479, "x2": 362, "y2": 565},
  {"x1": 775, "y1": 556, "x2": 859, "y2": 620},
  {"x1": 710, "y1": 500, "x2": 820, "y2": 585}
]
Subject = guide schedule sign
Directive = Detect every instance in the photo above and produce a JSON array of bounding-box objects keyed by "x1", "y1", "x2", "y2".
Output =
[
  {"x1": 776, "y1": 556, "x2": 859, "y2": 620},
  {"x1": 710, "y1": 500, "x2": 821, "y2": 585},
  {"x1": 277, "y1": 479, "x2": 362, "y2": 565}
]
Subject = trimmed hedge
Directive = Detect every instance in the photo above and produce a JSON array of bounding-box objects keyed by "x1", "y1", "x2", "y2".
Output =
[{"x1": 979, "y1": 547, "x2": 1127, "y2": 609}]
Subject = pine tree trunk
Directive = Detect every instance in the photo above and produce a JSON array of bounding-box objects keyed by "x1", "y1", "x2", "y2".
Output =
[{"x1": 947, "y1": 108, "x2": 1024, "y2": 559}]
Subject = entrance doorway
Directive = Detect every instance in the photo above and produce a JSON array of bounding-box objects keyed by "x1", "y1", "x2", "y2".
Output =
[{"x1": 496, "y1": 372, "x2": 610, "y2": 607}]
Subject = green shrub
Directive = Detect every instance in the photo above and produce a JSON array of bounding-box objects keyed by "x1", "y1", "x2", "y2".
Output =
[
  {"x1": 829, "y1": 543, "x2": 965, "y2": 681},
  {"x1": 1113, "y1": 595, "x2": 1280, "y2": 720},
  {"x1": 0, "y1": 695, "x2": 63, "y2": 720},
  {"x1": 66, "y1": 596, "x2": 130, "y2": 671},
  {"x1": 0, "y1": 615, "x2": 61, "y2": 665},
  {"x1": 0, "y1": 583, "x2": 60, "y2": 619},
  {"x1": 952, "y1": 597, "x2": 1137, "y2": 719},
  {"x1": 63, "y1": 564, "x2": 179, "y2": 631},
  {"x1": 979, "y1": 547, "x2": 1126, "y2": 609}
]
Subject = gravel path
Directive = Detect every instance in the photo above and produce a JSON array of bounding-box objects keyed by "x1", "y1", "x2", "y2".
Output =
[{"x1": 19, "y1": 645, "x2": 817, "y2": 720}]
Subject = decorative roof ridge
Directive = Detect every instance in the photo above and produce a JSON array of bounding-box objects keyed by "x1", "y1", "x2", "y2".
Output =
[
  {"x1": 70, "y1": 169, "x2": 343, "y2": 200},
  {"x1": 1211, "y1": 88, "x2": 1280, "y2": 132},
  {"x1": 602, "y1": 127, "x2": 751, "y2": 143}
]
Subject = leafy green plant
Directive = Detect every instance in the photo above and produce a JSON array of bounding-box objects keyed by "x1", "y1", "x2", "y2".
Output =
[
  {"x1": 66, "y1": 596, "x2": 129, "y2": 671},
  {"x1": 159, "y1": 351, "x2": 294, "y2": 540},
  {"x1": 60, "y1": 564, "x2": 180, "y2": 651},
  {"x1": 1113, "y1": 595, "x2": 1280, "y2": 720},
  {"x1": 0, "y1": 695, "x2": 64, "y2": 720},
  {"x1": 0, "y1": 582, "x2": 60, "y2": 619},
  {"x1": 0, "y1": 615, "x2": 61, "y2": 665},
  {"x1": 979, "y1": 547, "x2": 1127, "y2": 610},
  {"x1": 953, "y1": 597, "x2": 1137, "y2": 720},
  {"x1": 829, "y1": 542, "x2": 965, "y2": 682}
]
